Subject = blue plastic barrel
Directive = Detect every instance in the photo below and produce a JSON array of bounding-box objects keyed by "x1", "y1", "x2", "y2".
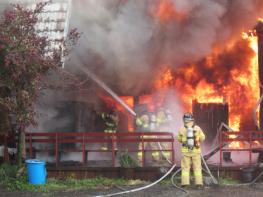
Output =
[{"x1": 25, "y1": 159, "x2": 47, "y2": 185}]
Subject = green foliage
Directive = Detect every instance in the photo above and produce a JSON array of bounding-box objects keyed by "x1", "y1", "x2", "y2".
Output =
[
  {"x1": 119, "y1": 151, "x2": 139, "y2": 168},
  {"x1": 0, "y1": 163, "x2": 34, "y2": 191},
  {"x1": 160, "y1": 178, "x2": 173, "y2": 185},
  {"x1": 0, "y1": 2, "x2": 79, "y2": 164},
  {"x1": 219, "y1": 177, "x2": 240, "y2": 185},
  {"x1": 0, "y1": 164, "x2": 145, "y2": 192}
]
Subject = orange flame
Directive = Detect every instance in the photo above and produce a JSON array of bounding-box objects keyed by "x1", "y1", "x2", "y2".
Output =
[
  {"x1": 154, "y1": 65, "x2": 173, "y2": 89},
  {"x1": 228, "y1": 141, "x2": 245, "y2": 149},
  {"x1": 99, "y1": 94, "x2": 134, "y2": 132},
  {"x1": 120, "y1": 96, "x2": 134, "y2": 132},
  {"x1": 152, "y1": 30, "x2": 259, "y2": 150}
]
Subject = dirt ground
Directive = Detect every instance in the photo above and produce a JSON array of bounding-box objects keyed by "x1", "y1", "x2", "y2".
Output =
[{"x1": 1, "y1": 183, "x2": 263, "y2": 197}]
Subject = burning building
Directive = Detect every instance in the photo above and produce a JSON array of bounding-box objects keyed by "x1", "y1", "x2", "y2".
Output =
[
  {"x1": 61, "y1": 0, "x2": 262, "y2": 134},
  {"x1": 2, "y1": 0, "x2": 263, "y2": 165},
  {"x1": 29, "y1": 0, "x2": 263, "y2": 146}
]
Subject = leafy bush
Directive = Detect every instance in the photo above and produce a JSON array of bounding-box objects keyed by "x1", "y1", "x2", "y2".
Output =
[{"x1": 119, "y1": 151, "x2": 138, "y2": 168}]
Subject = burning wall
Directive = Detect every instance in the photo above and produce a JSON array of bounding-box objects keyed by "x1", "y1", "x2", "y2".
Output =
[
  {"x1": 192, "y1": 101, "x2": 228, "y2": 145},
  {"x1": 172, "y1": 37, "x2": 259, "y2": 130},
  {"x1": 65, "y1": 0, "x2": 263, "y2": 132},
  {"x1": 0, "y1": 0, "x2": 260, "y2": 134}
]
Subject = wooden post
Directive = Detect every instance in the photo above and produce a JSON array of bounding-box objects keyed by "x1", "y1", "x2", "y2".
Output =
[
  {"x1": 55, "y1": 133, "x2": 58, "y2": 168},
  {"x1": 112, "y1": 133, "x2": 115, "y2": 167},
  {"x1": 142, "y1": 133, "x2": 145, "y2": 167},
  {"x1": 249, "y1": 131, "x2": 252, "y2": 164},
  {"x1": 29, "y1": 133, "x2": 33, "y2": 158},
  {"x1": 172, "y1": 134, "x2": 175, "y2": 165},
  {"x1": 219, "y1": 131, "x2": 222, "y2": 166},
  {"x1": 82, "y1": 133, "x2": 86, "y2": 165},
  {"x1": 4, "y1": 135, "x2": 9, "y2": 162},
  {"x1": 256, "y1": 22, "x2": 263, "y2": 129}
]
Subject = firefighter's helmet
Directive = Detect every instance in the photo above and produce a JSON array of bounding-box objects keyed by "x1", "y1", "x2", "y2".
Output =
[{"x1": 183, "y1": 112, "x2": 194, "y2": 122}]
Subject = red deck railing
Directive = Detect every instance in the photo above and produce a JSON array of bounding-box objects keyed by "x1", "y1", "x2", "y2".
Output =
[
  {"x1": 219, "y1": 130, "x2": 263, "y2": 166},
  {"x1": 1, "y1": 132, "x2": 175, "y2": 167},
  {"x1": 0, "y1": 134, "x2": 14, "y2": 162}
]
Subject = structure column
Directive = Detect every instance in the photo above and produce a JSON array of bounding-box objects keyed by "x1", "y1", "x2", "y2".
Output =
[{"x1": 256, "y1": 22, "x2": 263, "y2": 129}]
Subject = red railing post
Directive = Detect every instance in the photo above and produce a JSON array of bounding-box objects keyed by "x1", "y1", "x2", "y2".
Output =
[
  {"x1": 29, "y1": 133, "x2": 33, "y2": 158},
  {"x1": 142, "y1": 133, "x2": 145, "y2": 167},
  {"x1": 112, "y1": 132, "x2": 115, "y2": 167},
  {"x1": 172, "y1": 134, "x2": 175, "y2": 165},
  {"x1": 249, "y1": 131, "x2": 252, "y2": 165},
  {"x1": 82, "y1": 133, "x2": 86, "y2": 165},
  {"x1": 219, "y1": 131, "x2": 222, "y2": 166},
  {"x1": 55, "y1": 132, "x2": 58, "y2": 167}
]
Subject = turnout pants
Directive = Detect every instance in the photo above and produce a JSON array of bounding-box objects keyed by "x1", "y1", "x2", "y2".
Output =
[
  {"x1": 138, "y1": 136, "x2": 160, "y2": 162},
  {"x1": 102, "y1": 129, "x2": 116, "y2": 150},
  {"x1": 181, "y1": 153, "x2": 203, "y2": 185}
]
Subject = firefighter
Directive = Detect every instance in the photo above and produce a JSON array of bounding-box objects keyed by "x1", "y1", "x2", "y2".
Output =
[
  {"x1": 177, "y1": 112, "x2": 205, "y2": 187},
  {"x1": 136, "y1": 106, "x2": 160, "y2": 162},
  {"x1": 156, "y1": 108, "x2": 173, "y2": 129},
  {"x1": 100, "y1": 109, "x2": 119, "y2": 150},
  {"x1": 156, "y1": 107, "x2": 166, "y2": 128},
  {"x1": 156, "y1": 107, "x2": 173, "y2": 159},
  {"x1": 135, "y1": 110, "x2": 149, "y2": 132}
]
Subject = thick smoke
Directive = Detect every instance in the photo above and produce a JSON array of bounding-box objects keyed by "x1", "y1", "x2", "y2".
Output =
[{"x1": 68, "y1": 0, "x2": 263, "y2": 95}]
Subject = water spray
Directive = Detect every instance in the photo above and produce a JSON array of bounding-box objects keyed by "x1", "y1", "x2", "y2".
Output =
[{"x1": 75, "y1": 65, "x2": 136, "y2": 116}]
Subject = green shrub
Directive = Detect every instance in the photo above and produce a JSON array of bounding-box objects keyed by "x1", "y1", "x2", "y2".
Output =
[{"x1": 119, "y1": 151, "x2": 138, "y2": 168}]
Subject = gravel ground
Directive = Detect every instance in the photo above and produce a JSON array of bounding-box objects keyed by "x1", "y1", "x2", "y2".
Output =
[{"x1": 1, "y1": 183, "x2": 263, "y2": 197}]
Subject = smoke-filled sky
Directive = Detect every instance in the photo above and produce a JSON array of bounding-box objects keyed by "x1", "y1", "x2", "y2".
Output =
[
  {"x1": 68, "y1": 0, "x2": 263, "y2": 95},
  {"x1": 0, "y1": 0, "x2": 262, "y2": 95}
]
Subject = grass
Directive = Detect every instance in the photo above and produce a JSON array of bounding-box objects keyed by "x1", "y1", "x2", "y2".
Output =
[
  {"x1": 160, "y1": 178, "x2": 172, "y2": 185},
  {"x1": 0, "y1": 163, "x2": 243, "y2": 193},
  {"x1": 219, "y1": 177, "x2": 241, "y2": 185},
  {"x1": 0, "y1": 163, "x2": 145, "y2": 192}
]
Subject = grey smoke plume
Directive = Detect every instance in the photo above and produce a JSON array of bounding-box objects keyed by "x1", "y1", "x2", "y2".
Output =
[
  {"x1": 68, "y1": 0, "x2": 263, "y2": 95},
  {"x1": 1, "y1": 0, "x2": 263, "y2": 98},
  {"x1": 1, "y1": 0, "x2": 263, "y2": 95}
]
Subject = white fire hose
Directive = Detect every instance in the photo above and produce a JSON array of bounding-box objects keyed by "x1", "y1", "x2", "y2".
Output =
[
  {"x1": 92, "y1": 151, "x2": 218, "y2": 197},
  {"x1": 93, "y1": 164, "x2": 177, "y2": 197}
]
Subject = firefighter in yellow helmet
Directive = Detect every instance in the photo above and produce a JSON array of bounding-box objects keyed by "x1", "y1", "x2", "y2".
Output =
[
  {"x1": 177, "y1": 112, "x2": 205, "y2": 187},
  {"x1": 136, "y1": 106, "x2": 160, "y2": 163},
  {"x1": 156, "y1": 107, "x2": 173, "y2": 160}
]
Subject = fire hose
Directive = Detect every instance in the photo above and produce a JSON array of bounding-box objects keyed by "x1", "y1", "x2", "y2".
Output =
[
  {"x1": 92, "y1": 153, "x2": 218, "y2": 197},
  {"x1": 93, "y1": 164, "x2": 177, "y2": 197}
]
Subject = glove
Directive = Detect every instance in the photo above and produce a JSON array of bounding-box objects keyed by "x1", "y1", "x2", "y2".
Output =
[
  {"x1": 194, "y1": 130, "x2": 200, "y2": 148},
  {"x1": 195, "y1": 138, "x2": 200, "y2": 148}
]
